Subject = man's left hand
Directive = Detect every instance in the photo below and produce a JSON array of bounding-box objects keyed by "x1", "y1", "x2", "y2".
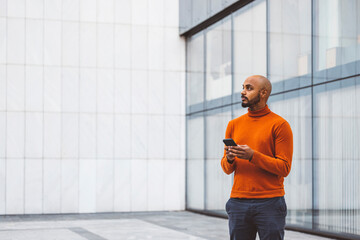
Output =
[{"x1": 228, "y1": 145, "x2": 254, "y2": 161}]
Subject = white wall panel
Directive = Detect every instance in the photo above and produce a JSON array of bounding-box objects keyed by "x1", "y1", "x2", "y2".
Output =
[
  {"x1": 148, "y1": 71, "x2": 164, "y2": 114},
  {"x1": 131, "y1": 115, "x2": 148, "y2": 159},
  {"x1": 62, "y1": 113, "x2": 79, "y2": 158},
  {"x1": 0, "y1": 159, "x2": 5, "y2": 214},
  {"x1": 115, "y1": 25, "x2": 131, "y2": 69},
  {"x1": 25, "y1": 113, "x2": 43, "y2": 158},
  {"x1": 0, "y1": 113, "x2": 5, "y2": 158},
  {"x1": 62, "y1": 0, "x2": 79, "y2": 21},
  {"x1": 44, "y1": 21, "x2": 61, "y2": 66},
  {"x1": 0, "y1": 65, "x2": 6, "y2": 111},
  {"x1": 164, "y1": 28, "x2": 185, "y2": 71},
  {"x1": 97, "y1": 24, "x2": 114, "y2": 68},
  {"x1": 79, "y1": 113, "x2": 96, "y2": 159},
  {"x1": 80, "y1": 23, "x2": 96, "y2": 67},
  {"x1": 97, "y1": 114, "x2": 114, "y2": 158},
  {"x1": 164, "y1": 159, "x2": 185, "y2": 210},
  {"x1": 6, "y1": 112, "x2": 24, "y2": 158},
  {"x1": 97, "y1": 69, "x2": 114, "y2": 113},
  {"x1": 44, "y1": 67, "x2": 61, "y2": 112},
  {"x1": 62, "y1": 22, "x2": 79, "y2": 67},
  {"x1": 114, "y1": 114, "x2": 131, "y2": 159},
  {"x1": 98, "y1": 0, "x2": 114, "y2": 23},
  {"x1": 164, "y1": 0, "x2": 179, "y2": 27},
  {"x1": 96, "y1": 159, "x2": 114, "y2": 212},
  {"x1": 148, "y1": 0, "x2": 164, "y2": 26},
  {"x1": 7, "y1": 0, "x2": 25, "y2": 18},
  {"x1": 131, "y1": 71, "x2": 148, "y2": 114},
  {"x1": 164, "y1": 116, "x2": 181, "y2": 159},
  {"x1": 62, "y1": 68, "x2": 79, "y2": 112},
  {"x1": 61, "y1": 159, "x2": 79, "y2": 213},
  {"x1": 79, "y1": 68, "x2": 96, "y2": 113},
  {"x1": 115, "y1": 0, "x2": 131, "y2": 24},
  {"x1": 148, "y1": 27, "x2": 164, "y2": 71},
  {"x1": 80, "y1": 0, "x2": 96, "y2": 22},
  {"x1": 26, "y1": 19, "x2": 43, "y2": 65},
  {"x1": 44, "y1": 0, "x2": 62, "y2": 20},
  {"x1": 0, "y1": 18, "x2": 6, "y2": 64},
  {"x1": 131, "y1": 0, "x2": 148, "y2": 26},
  {"x1": 43, "y1": 113, "x2": 61, "y2": 158},
  {"x1": 43, "y1": 159, "x2": 61, "y2": 213},
  {"x1": 164, "y1": 71, "x2": 181, "y2": 115},
  {"x1": 25, "y1": 66, "x2": 43, "y2": 111},
  {"x1": 6, "y1": 159, "x2": 24, "y2": 214},
  {"x1": 148, "y1": 159, "x2": 164, "y2": 211},
  {"x1": 7, "y1": 19, "x2": 25, "y2": 64},
  {"x1": 0, "y1": 0, "x2": 7, "y2": 17},
  {"x1": 79, "y1": 159, "x2": 96, "y2": 213},
  {"x1": 24, "y1": 159, "x2": 42, "y2": 214},
  {"x1": 114, "y1": 69, "x2": 131, "y2": 113},
  {"x1": 114, "y1": 159, "x2": 131, "y2": 212},
  {"x1": 148, "y1": 115, "x2": 164, "y2": 159},
  {"x1": 131, "y1": 159, "x2": 147, "y2": 211},
  {"x1": 131, "y1": 26, "x2": 148, "y2": 70},
  {"x1": 26, "y1": 0, "x2": 43, "y2": 19},
  {"x1": 7, "y1": 65, "x2": 24, "y2": 111}
]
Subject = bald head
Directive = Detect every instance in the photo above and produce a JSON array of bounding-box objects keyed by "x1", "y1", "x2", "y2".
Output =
[
  {"x1": 241, "y1": 75, "x2": 272, "y2": 110},
  {"x1": 246, "y1": 75, "x2": 272, "y2": 100}
]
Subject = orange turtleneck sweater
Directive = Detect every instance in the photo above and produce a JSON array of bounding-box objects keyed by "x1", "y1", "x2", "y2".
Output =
[{"x1": 221, "y1": 105, "x2": 293, "y2": 199}]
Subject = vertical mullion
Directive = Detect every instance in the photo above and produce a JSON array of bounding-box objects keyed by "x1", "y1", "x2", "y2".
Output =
[
  {"x1": 203, "y1": 30, "x2": 207, "y2": 211},
  {"x1": 266, "y1": 0, "x2": 269, "y2": 78},
  {"x1": 311, "y1": 0, "x2": 316, "y2": 231},
  {"x1": 230, "y1": 12, "x2": 234, "y2": 185},
  {"x1": 185, "y1": 38, "x2": 188, "y2": 210}
]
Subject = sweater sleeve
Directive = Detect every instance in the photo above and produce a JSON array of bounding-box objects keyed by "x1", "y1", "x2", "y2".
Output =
[
  {"x1": 221, "y1": 121, "x2": 236, "y2": 175},
  {"x1": 250, "y1": 121, "x2": 293, "y2": 177}
]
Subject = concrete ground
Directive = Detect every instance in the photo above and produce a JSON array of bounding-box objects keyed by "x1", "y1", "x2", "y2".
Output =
[{"x1": 0, "y1": 211, "x2": 335, "y2": 240}]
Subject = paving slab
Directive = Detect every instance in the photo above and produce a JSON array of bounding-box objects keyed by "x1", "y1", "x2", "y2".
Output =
[{"x1": 0, "y1": 211, "x2": 335, "y2": 240}]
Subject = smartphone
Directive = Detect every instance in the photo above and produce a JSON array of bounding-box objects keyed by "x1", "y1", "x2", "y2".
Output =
[{"x1": 223, "y1": 138, "x2": 237, "y2": 146}]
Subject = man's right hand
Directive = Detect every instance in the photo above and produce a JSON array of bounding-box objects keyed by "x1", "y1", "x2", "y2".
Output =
[{"x1": 224, "y1": 146, "x2": 236, "y2": 163}]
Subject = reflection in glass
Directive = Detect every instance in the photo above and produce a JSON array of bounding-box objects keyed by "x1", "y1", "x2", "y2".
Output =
[
  {"x1": 268, "y1": 0, "x2": 312, "y2": 93},
  {"x1": 233, "y1": 0, "x2": 266, "y2": 101},
  {"x1": 186, "y1": 113, "x2": 205, "y2": 210},
  {"x1": 206, "y1": 17, "x2": 232, "y2": 103},
  {"x1": 187, "y1": 32, "x2": 204, "y2": 112},
  {"x1": 205, "y1": 107, "x2": 232, "y2": 212},
  {"x1": 314, "y1": 0, "x2": 360, "y2": 83},
  {"x1": 192, "y1": 0, "x2": 208, "y2": 26},
  {"x1": 313, "y1": 77, "x2": 360, "y2": 235},
  {"x1": 269, "y1": 89, "x2": 313, "y2": 228}
]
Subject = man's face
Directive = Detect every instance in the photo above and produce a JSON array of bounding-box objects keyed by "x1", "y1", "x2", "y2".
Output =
[{"x1": 241, "y1": 78, "x2": 262, "y2": 108}]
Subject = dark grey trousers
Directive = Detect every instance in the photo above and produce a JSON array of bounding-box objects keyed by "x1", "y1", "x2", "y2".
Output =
[{"x1": 225, "y1": 197, "x2": 287, "y2": 240}]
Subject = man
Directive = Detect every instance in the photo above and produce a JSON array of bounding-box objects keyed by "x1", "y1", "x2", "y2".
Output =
[{"x1": 221, "y1": 75, "x2": 293, "y2": 240}]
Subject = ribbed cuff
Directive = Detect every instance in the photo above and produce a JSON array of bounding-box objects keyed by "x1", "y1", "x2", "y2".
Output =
[{"x1": 226, "y1": 156, "x2": 234, "y2": 164}]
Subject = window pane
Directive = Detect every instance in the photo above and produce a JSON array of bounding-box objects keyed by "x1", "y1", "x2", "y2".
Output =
[
  {"x1": 205, "y1": 106, "x2": 232, "y2": 211},
  {"x1": 269, "y1": 89, "x2": 313, "y2": 228},
  {"x1": 187, "y1": 32, "x2": 204, "y2": 112},
  {"x1": 233, "y1": 0, "x2": 266, "y2": 102},
  {"x1": 314, "y1": 0, "x2": 360, "y2": 83},
  {"x1": 313, "y1": 77, "x2": 360, "y2": 235},
  {"x1": 268, "y1": 0, "x2": 312, "y2": 93},
  {"x1": 206, "y1": 17, "x2": 232, "y2": 106},
  {"x1": 186, "y1": 113, "x2": 205, "y2": 210},
  {"x1": 192, "y1": 0, "x2": 208, "y2": 26}
]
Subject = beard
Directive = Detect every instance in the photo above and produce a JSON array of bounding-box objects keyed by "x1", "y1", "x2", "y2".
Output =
[{"x1": 242, "y1": 92, "x2": 261, "y2": 108}]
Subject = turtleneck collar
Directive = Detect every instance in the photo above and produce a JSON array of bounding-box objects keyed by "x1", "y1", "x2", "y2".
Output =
[{"x1": 247, "y1": 105, "x2": 271, "y2": 117}]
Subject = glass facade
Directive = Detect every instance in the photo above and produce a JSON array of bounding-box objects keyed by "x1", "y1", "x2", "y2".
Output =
[
  {"x1": 179, "y1": 0, "x2": 240, "y2": 34},
  {"x1": 185, "y1": 0, "x2": 360, "y2": 238}
]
